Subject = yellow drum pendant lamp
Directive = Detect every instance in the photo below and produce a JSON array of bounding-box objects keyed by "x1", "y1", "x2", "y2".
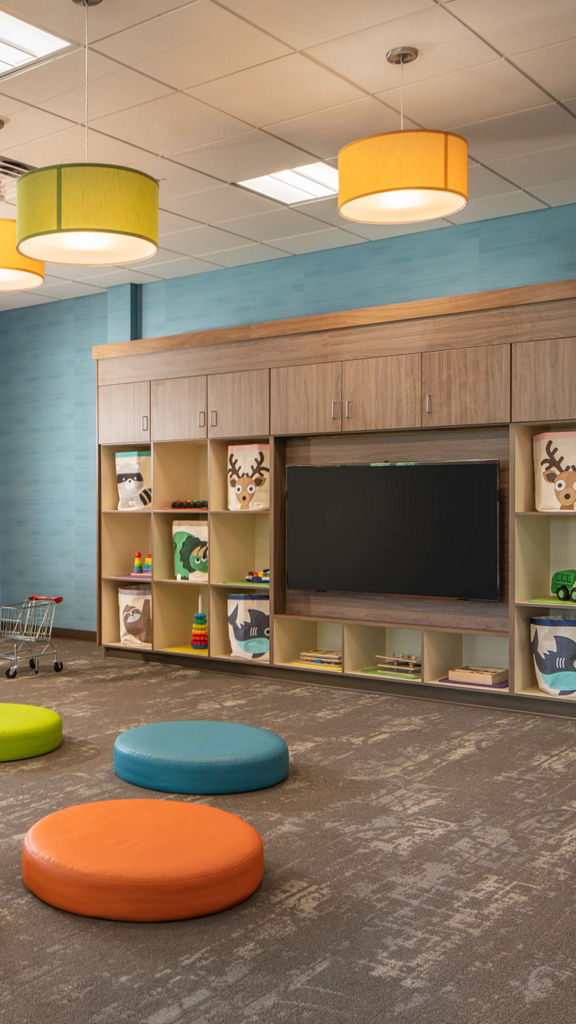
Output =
[
  {"x1": 0, "y1": 218, "x2": 43, "y2": 290},
  {"x1": 338, "y1": 47, "x2": 468, "y2": 225},
  {"x1": 15, "y1": 0, "x2": 158, "y2": 266},
  {"x1": 16, "y1": 163, "x2": 159, "y2": 265}
]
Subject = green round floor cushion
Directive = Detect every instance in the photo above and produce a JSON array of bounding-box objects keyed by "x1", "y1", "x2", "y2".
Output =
[{"x1": 0, "y1": 703, "x2": 62, "y2": 761}]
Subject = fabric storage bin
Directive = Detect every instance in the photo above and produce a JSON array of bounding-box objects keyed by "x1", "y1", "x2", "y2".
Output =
[
  {"x1": 530, "y1": 617, "x2": 576, "y2": 695},
  {"x1": 115, "y1": 451, "x2": 152, "y2": 510},
  {"x1": 172, "y1": 521, "x2": 208, "y2": 580},
  {"x1": 227, "y1": 444, "x2": 270, "y2": 511},
  {"x1": 227, "y1": 594, "x2": 269, "y2": 661},
  {"x1": 118, "y1": 586, "x2": 152, "y2": 648},
  {"x1": 533, "y1": 432, "x2": 576, "y2": 511}
]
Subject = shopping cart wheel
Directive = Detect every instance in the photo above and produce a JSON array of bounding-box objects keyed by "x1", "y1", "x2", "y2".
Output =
[
  {"x1": 29, "y1": 658, "x2": 39, "y2": 673},
  {"x1": 53, "y1": 661, "x2": 63, "y2": 672},
  {"x1": 6, "y1": 667, "x2": 17, "y2": 679}
]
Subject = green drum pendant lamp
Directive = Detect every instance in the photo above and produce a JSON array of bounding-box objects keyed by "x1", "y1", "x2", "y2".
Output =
[{"x1": 16, "y1": 0, "x2": 158, "y2": 266}]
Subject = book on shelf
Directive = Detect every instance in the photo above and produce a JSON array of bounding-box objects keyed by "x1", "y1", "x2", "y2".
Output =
[{"x1": 447, "y1": 665, "x2": 508, "y2": 685}]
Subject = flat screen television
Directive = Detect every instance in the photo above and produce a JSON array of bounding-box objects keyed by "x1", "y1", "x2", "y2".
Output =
[{"x1": 286, "y1": 461, "x2": 500, "y2": 601}]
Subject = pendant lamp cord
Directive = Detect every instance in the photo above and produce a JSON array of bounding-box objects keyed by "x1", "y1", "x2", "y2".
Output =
[
  {"x1": 400, "y1": 57, "x2": 404, "y2": 132},
  {"x1": 84, "y1": 0, "x2": 89, "y2": 162}
]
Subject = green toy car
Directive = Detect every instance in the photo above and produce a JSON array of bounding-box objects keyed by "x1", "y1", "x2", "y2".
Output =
[{"x1": 551, "y1": 569, "x2": 576, "y2": 601}]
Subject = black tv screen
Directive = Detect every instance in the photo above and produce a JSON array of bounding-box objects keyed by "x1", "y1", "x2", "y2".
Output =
[{"x1": 286, "y1": 461, "x2": 500, "y2": 601}]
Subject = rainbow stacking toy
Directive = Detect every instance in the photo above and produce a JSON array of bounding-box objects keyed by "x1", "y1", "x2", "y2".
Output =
[{"x1": 191, "y1": 612, "x2": 208, "y2": 650}]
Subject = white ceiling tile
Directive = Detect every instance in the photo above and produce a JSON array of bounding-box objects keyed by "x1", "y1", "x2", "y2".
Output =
[
  {"x1": 461, "y1": 105, "x2": 576, "y2": 162},
  {"x1": 95, "y1": 1, "x2": 290, "y2": 90},
  {"x1": 45, "y1": 66, "x2": 173, "y2": 123},
  {"x1": 39, "y1": 280, "x2": 106, "y2": 299},
  {"x1": 267, "y1": 227, "x2": 364, "y2": 254},
  {"x1": 486, "y1": 143, "x2": 576, "y2": 189},
  {"x1": 513, "y1": 41, "x2": 576, "y2": 101},
  {"x1": 0, "y1": 289, "x2": 55, "y2": 307},
  {"x1": 267, "y1": 98, "x2": 413, "y2": 161},
  {"x1": 91, "y1": 92, "x2": 250, "y2": 156},
  {"x1": 307, "y1": 6, "x2": 497, "y2": 95},
  {"x1": 204, "y1": 243, "x2": 290, "y2": 266},
  {"x1": 1, "y1": 125, "x2": 161, "y2": 169},
  {"x1": 217, "y1": 0, "x2": 433, "y2": 49},
  {"x1": 161, "y1": 184, "x2": 279, "y2": 222},
  {"x1": 216, "y1": 207, "x2": 330, "y2": 242},
  {"x1": 158, "y1": 209, "x2": 202, "y2": 234},
  {"x1": 187, "y1": 55, "x2": 365, "y2": 126},
  {"x1": 339, "y1": 219, "x2": 450, "y2": 241},
  {"x1": 83, "y1": 268, "x2": 165, "y2": 287},
  {"x1": 377, "y1": 62, "x2": 550, "y2": 129},
  {"x1": 138, "y1": 256, "x2": 223, "y2": 277},
  {"x1": 174, "y1": 131, "x2": 316, "y2": 182},
  {"x1": 466, "y1": 163, "x2": 521, "y2": 199},
  {"x1": 446, "y1": 0, "x2": 576, "y2": 57},
  {"x1": 0, "y1": 50, "x2": 109, "y2": 107},
  {"x1": 0, "y1": 0, "x2": 195, "y2": 44},
  {"x1": 139, "y1": 158, "x2": 221, "y2": 199},
  {"x1": 0, "y1": 105, "x2": 74, "y2": 151},
  {"x1": 446, "y1": 190, "x2": 547, "y2": 224},
  {"x1": 161, "y1": 224, "x2": 256, "y2": 255},
  {"x1": 529, "y1": 180, "x2": 576, "y2": 206}
]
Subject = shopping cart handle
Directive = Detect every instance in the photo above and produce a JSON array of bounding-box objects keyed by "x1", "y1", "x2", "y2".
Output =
[{"x1": 28, "y1": 594, "x2": 63, "y2": 603}]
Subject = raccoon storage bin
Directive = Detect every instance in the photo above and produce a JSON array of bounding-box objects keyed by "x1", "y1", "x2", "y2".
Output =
[
  {"x1": 530, "y1": 617, "x2": 576, "y2": 695},
  {"x1": 533, "y1": 431, "x2": 576, "y2": 511},
  {"x1": 227, "y1": 593, "x2": 269, "y2": 661},
  {"x1": 114, "y1": 720, "x2": 289, "y2": 794},
  {"x1": 22, "y1": 799, "x2": 264, "y2": 921},
  {"x1": 118, "y1": 586, "x2": 152, "y2": 649}
]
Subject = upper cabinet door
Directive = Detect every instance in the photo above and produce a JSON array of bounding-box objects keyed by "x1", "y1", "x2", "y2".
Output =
[
  {"x1": 151, "y1": 376, "x2": 207, "y2": 441},
  {"x1": 270, "y1": 362, "x2": 343, "y2": 435},
  {"x1": 512, "y1": 338, "x2": 576, "y2": 422},
  {"x1": 207, "y1": 368, "x2": 269, "y2": 438},
  {"x1": 342, "y1": 354, "x2": 422, "y2": 432},
  {"x1": 98, "y1": 382, "x2": 150, "y2": 444},
  {"x1": 422, "y1": 343, "x2": 511, "y2": 427}
]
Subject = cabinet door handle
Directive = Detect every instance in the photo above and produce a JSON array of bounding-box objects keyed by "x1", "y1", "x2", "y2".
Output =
[
  {"x1": 210, "y1": 410, "x2": 217, "y2": 427},
  {"x1": 199, "y1": 410, "x2": 206, "y2": 428},
  {"x1": 331, "y1": 401, "x2": 340, "y2": 420},
  {"x1": 142, "y1": 414, "x2": 149, "y2": 432},
  {"x1": 425, "y1": 394, "x2": 432, "y2": 414},
  {"x1": 345, "y1": 400, "x2": 351, "y2": 420}
]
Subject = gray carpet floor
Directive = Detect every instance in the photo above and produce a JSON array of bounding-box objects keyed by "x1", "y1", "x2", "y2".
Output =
[{"x1": 2, "y1": 638, "x2": 576, "y2": 1024}]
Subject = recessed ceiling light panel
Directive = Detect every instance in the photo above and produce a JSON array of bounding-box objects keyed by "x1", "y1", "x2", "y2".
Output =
[
  {"x1": 0, "y1": 9, "x2": 70, "y2": 72},
  {"x1": 238, "y1": 161, "x2": 338, "y2": 205}
]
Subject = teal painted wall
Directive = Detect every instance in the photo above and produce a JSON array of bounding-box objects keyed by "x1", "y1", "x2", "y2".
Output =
[{"x1": 1, "y1": 205, "x2": 575, "y2": 630}]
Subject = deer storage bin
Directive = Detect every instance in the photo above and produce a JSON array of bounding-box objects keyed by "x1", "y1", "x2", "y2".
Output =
[
  {"x1": 227, "y1": 444, "x2": 270, "y2": 511},
  {"x1": 227, "y1": 594, "x2": 269, "y2": 661},
  {"x1": 533, "y1": 432, "x2": 576, "y2": 511}
]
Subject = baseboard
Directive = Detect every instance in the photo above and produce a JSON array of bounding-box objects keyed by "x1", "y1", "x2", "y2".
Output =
[{"x1": 53, "y1": 627, "x2": 97, "y2": 641}]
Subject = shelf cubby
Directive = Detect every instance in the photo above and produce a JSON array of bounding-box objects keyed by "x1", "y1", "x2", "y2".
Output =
[
  {"x1": 515, "y1": 513, "x2": 576, "y2": 604},
  {"x1": 100, "y1": 578, "x2": 152, "y2": 649},
  {"x1": 152, "y1": 512, "x2": 209, "y2": 582},
  {"x1": 209, "y1": 511, "x2": 269, "y2": 585},
  {"x1": 209, "y1": 587, "x2": 270, "y2": 663},
  {"x1": 100, "y1": 443, "x2": 151, "y2": 513},
  {"x1": 513, "y1": 605, "x2": 576, "y2": 700},
  {"x1": 344, "y1": 624, "x2": 422, "y2": 681},
  {"x1": 100, "y1": 511, "x2": 152, "y2": 579},
  {"x1": 274, "y1": 616, "x2": 343, "y2": 673},
  {"x1": 209, "y1": 438, "x2": 271, "y2": 511},
  {"x1": 422, "y1": 630, "x2": 509, "y2": 692},
  {"x1": 153, "y1": 581, "x2": 208, "y2": 656},
  {"x1": 152, "y1": 441, "x2": 208, "y2": 511}
]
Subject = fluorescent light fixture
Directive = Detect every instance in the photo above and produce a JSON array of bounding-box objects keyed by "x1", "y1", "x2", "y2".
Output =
[
  {"x1": 238, "y1": 161, "x2": 338, "y2": 204},
  {"x1": 0, "y1": 10, "x2": 70, "y2": 70}
]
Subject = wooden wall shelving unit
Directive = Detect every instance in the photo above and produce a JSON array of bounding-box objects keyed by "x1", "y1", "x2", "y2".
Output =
[{"x1": 94, "y1": 279, "x2": 576, "y2": 712}]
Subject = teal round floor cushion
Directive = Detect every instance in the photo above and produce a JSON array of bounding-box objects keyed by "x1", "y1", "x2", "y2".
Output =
[
  {"x1": 0, "y1": 703, "x2": 62, "y2": 761},
  {"x1": 114, "y1": 720, "x2": 289, "y2": 794}
]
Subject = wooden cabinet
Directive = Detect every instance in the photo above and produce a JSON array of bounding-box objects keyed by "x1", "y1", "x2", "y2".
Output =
[
  {"x1": 422, "y1": 343, "x2": 510, "y2": 427},
  {"x1": 271, "y1": 354, "x2": 421, "y2": 435},
  {"x1": 271, "y1": 362, "x2": 342, "y2": 435},
  {"x1": 151, "y1": 376, "x2": 207, "y2": 441},
  {"x1": 342, "y1": 354, "x2": 421, "y2": 432},
  {"x1": 512, "y1": 338, "x2": 576, "y2": 421},
  {"x1": 98, "y1": 382, "x2": 150, "y2": 443},
  {"x1": 207, "y1": 369, "x2": 269, "y2": 438}
]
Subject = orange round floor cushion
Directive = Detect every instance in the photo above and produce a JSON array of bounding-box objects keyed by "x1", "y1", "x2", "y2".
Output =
[{"x1": 22, "y1": 799, "x2": 264, "y2": 921}]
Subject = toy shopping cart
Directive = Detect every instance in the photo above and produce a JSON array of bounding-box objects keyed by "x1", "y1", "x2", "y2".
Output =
[{"x1": 0, "y1": 595, "x2": 63, "y2": 679}]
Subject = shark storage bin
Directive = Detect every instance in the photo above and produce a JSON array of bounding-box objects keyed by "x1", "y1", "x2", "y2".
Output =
[
  {"x1": 530, "y1": 617, "x2": 576, "y2": 695},
  {"x1": 227, "y1": 594, "x2": 269, "y2": 662}
]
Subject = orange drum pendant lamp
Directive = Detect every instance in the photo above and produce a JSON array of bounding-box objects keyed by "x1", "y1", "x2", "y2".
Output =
[
  {"x1": 16, "y1": 0, "x2": 158, "y2": 266},
  {"x1": 338, "y1": 47, "x2": 468, "y2": 225},
  {"x1": 0, "y1": 218, "x2": 43, "y2": 289}
]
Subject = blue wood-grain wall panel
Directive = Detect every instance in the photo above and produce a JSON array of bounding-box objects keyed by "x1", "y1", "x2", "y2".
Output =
[{"x1": 0, "y1": 205, "x2": 575, "y2": 630}]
